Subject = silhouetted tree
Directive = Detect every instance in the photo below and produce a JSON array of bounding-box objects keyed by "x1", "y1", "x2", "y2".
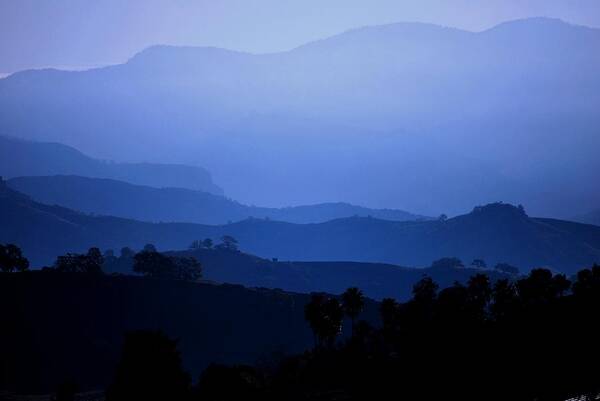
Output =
[
  {"x1": 133, "y1": 250, "x2": 173, "y2": 278},
  {"x1": 133, "y1": 250, "x2": 201, "y2": 281},
  {"x1": 120, "y1": 247, "x2": 135, "y2": 259},
  {"x1": 572, "y1": 264, "x2": 600, "y2": 300},
  {"x1": 202, "y1": 238, "x2": 213, "y2": 249},
  {"x1": 342, "y1": 287, "x2": 365, "y2": 336},
  {"x1": 466, "y1": 273, "x2": 492, "y2": 314},
  {"x1": 379, "y1": 297, "x2": 399, "y2": 335},
  {"x1": 218, "y1": 235, "x2": 239, "y2": 251},
  {"x1": 305, "y1": 294, "x2": 326, "y2": 348},
  {"x1": 172, "y1": 256, "x2": 202, "y2": 281},
  {"x1": 490, "y1": 278, "x2": 518, "y2": 321},
  {"x1": 322, "y1": 298, "x2": 344, "y2": 347},
  {"x1": 54, "y1": 248, "x2": 103, "y2": 274},
  {"x1": 106, "y1": 331, "x2": 190, "y2": 401},
  {"x1": 517, "y1": 268, "x2": 571, "y2": 303},
  {"x1": 304, "y1": 294, "x2": 343, "y2": 349},
  {"x1": 412, "y1": 276, "x2": 439, "y2": 303},
  {"x1": 0, "y1": 243, "x2": 29, "y2": 273}
]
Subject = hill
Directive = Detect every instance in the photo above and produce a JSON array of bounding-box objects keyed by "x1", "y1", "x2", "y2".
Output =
[
  {"x1": 1, "y1": 19, "x2": 599, "y2": 216},
  {"x1": 2, "y1": 180, "x2": 599, "y2": 274},
  {"x1": 165, "y1": 248, "x2": 511, "y2": 301},
  {"x1": 0, "y1": 272, "x2": 346, "y2": 393},
  {"x1": 0, "y1": 135, "x2": 223, "y2": 195},
  {"x1": 7, "y1": 175, "x2": 426, "y2": 224}
]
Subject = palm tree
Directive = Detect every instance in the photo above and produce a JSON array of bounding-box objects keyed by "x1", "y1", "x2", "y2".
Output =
[
  {"x1": 304, "y1": 294, "x2": 344, "y2": 349},
  {"x1": 342, "y1": 287, "x2": 365, "y2": 337},
  {"x1": 322, "y1": 298, "x2": 344, "y2": 348},
  {"x1": 305, "y1": 294, "x2": 326, "y2": 348},
  {"x1": 379, "y1": 298, "x2": 399, "y2": 333}
]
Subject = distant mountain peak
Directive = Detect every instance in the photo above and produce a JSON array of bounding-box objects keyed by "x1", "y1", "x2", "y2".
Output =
[{"x1": 482, "y1": 16, "x2": 597, "y2": 35}]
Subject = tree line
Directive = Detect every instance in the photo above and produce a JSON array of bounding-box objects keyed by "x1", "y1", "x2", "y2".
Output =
[{"x1": 98, "y1": 265, "x2": 599, "y2": 401}]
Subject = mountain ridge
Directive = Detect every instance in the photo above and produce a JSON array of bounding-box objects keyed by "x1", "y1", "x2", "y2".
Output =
[
  {"x1": 0, "y1": 135, "x2": 223, "y2": 195},
  {"x1": 2, "y1": 180, "x2": 599, "y2": 273},
  {"x1": 7, "y1": 175, "x2": 427, "y2": 224},
  {"x1": 1, "y1": 18, "x2": 598, "y2": 216}
]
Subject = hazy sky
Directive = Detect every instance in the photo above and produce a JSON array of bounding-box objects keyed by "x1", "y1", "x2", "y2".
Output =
[{"x1": 1, "y1": 0, "x2": 600, "y2": 72}]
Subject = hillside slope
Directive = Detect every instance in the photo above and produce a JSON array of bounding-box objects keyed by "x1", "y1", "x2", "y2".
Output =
[
  {"x1": 0, "y1": 273, "x2": 339, "y2": 393},
  {"x1": 2, "y1": 180, "x2": 599, "y2": 274},
  {"x1": 166, "y1": 248, "x2": 511, "y2": 301},
  {"x1": 0, "y1": 136, "x2": 223, "y2": 195},
  {"x1": 7, "y1": 175, "x2": 426, "y2": 224}
]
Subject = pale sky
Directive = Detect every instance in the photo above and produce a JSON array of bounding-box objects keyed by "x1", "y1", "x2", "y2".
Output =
[{"x1": 1, "y1": 0, "x2": 600, "y2": 72}]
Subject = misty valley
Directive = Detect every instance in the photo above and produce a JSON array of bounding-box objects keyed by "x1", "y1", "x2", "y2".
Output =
[{"x1": 1, "y1": 9, "x2": 600, "y2": 401}]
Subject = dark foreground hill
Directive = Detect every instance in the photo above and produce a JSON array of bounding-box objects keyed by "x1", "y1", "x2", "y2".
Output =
[
  {"x1": 161, "y1": 248, "x2": 510, "y2": 301},
  {"x1": 7, "y1": 175, "x2": 425, "y2": 224},
  {"x1": 0, "y1": 272, "x2": 369, "y2": 394},
  {"x1": 0, "y1": 135, "x2": 223, "y2": 195},
  {"x1": 2, "y1": 180, "x2": 600, "y2": 274}
]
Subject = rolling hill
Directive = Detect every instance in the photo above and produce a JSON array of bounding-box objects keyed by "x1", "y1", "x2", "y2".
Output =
[
  {"x1": 2, "y1": 178, "x2": 599, "y2": 274},
  {"x1": 0, "y1": 135, "x2": 223, "y2": 195},
  {"x1": 166, "y1": 248, "x2": 512, "y2": 301},
  {"x1": 1, "y1": 18, "x2": 599, "y2": 216},
  {"x1": 0, "y1": 272, "x2": 342, "y2": 393},
  {"x1": 7, "y1": 175, "x2": 426, "y2": 224}
]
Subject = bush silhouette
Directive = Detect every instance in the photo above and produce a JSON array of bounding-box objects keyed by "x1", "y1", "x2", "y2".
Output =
[{"x1": 106, "y1": 330, "x2": 190, "y2": 401}]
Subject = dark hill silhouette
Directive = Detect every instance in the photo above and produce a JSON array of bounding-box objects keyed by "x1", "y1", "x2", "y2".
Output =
[
  {"x1": 1, "y1": 19, "x2": 599, "y2": 216},
  {"x1": 0, "y1": 136, "x2": 223, "y2": 195},
  {"x1": 166, "y1": 248, "x2": 510, "y2": 301},
  {"x1": 1, "y1": 181, "x2": 599, "y2": 274},
  {"x1": 0, "y1": 272, "x2": 371, "y2": 394},
  {"x1": 7, "y1": 175, "x2": 426, "y2": 224}
]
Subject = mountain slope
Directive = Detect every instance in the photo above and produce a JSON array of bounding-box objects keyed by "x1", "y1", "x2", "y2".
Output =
[
  {"x1": 572, "y1": 209, "x2": 600, "y2": 226},
  {"x1": 0, "y1": 135, "x2": 223, "y2": 195},
  {"x1": 1, "y1": 19, "x2": 599, "y2": 216},
  {"x1": 0, "y1": 273, "x2": 329, "y2": 393},
  {"x1": 167, "y1": 248, "x2": 511, "y2": 301},
  {"x1": 2, "y1": 180, "x2": 599, "y2": 274},
  {"x1": 7, "y1": 175, "x2": 426, "y2": 224}
]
